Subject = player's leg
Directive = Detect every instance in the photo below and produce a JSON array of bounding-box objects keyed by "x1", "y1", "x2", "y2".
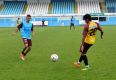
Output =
[
  {"x1": 81, "y1": 43, "x2": 92, "y2": 70},
  {"x1": 82, "y1": 43, "x2": 92, "y2": 65},
  {"x1": 74, "y1": 43, "x2": 92, "y2": 69},
  {"x1": 74, "y1": 52, "x2": 83, "y2": 68},
  {"x1": 24, "y1": 46, "x2": 32, "y2": 56},
  {"x1": 43, "y1": 22, "x2": 45, "y2": 27},
  {"x1": 82, "y1": 56, "x2": 90, "y2": 70},
  {"x1": 70, "y1": 23, "x2": 72, "y2": 30},
  {"x1": 22, "y1": 38, "x2": 28, "y2": 54},
  {"x1": 20, "y1": 38, "x2": 28, "y2": 60},
  {"x1": 22, "y1": 45, "x2": 28, "y2": 55},
  {"x1": 73, "y1": 26, "x2": 75, "y2": 30},
  {"x1": 74, "y1": 47, "x2": 83, "y2": 68},
  {"x1": 72, "y1": 23, "x2": 75, "y2": 30},
  {"x1": 23, "y1": 39, "x2": 32, "y2": 56}
]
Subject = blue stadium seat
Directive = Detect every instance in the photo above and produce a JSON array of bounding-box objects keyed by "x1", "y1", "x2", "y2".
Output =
[
  {"x1": 51, "y1": 0, "x2": 75, "y2": 14},
  {"x1": 105, "y1": 0, "x2": 116, "y2": 13},
  {"x1": 0, "y1": 1, "x2": 26, "y2": 15}
]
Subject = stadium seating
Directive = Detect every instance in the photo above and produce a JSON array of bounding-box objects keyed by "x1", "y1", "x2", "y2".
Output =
[
  {"x1": 26, "y1": 0, "x2": 50, "y2": 15},
  {"x1": 77, "y1": 0, "x2": 101, "y2": 14},
  {"x1": 1, "y1": 0, "x2": 116, "y2": 27},
  {"x1": 105, "y1": 0, "x2": 116, "y2": 13},
  {"x1": 51, "y1": 0, "x2": 75, "y2": 14},
  {"x1": 0, "y1": 1, "x2": 26, "y2": 15},
  {"x1": 0, "y1": 0, "x2": 116, "y2": 15}
]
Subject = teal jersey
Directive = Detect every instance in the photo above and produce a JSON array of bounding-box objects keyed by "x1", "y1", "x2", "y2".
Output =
[{"x1": 21, "y1": 21, "x2": 33, "y2": 39}]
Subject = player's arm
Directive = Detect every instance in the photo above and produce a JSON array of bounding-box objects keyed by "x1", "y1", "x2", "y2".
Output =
[
  {"x1": 96, "y1": 22, "x2": 104, "y2": 39},
  {"x1": 82, "y1": 25, "x2": 88, "y2": 45},
  {"x1": 16, "y1": 23, "x2": 22, "y2": 33},
  {"x1": 31, "y1": 24, "x2": 35, "y2": 36},
  {"x1": 80, "y1": 25, "x2": 88, "y2": 52},
  {"x1": 31, "y1": 24, "x2": 34, "y2": 32}
]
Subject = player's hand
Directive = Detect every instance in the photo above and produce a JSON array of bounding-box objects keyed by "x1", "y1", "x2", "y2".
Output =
[
  {"x1": 80, "y1": 44, "x2": 84, "y2": 53},
  {"x1": 101, "y1": 31, "x2": 103, "y2": 39},
  {"x1": 32, "y1": 32, "x2": 35, "y2": 37},
  {"x1": 12, "y1": 29, "x2": 19, "y2": 36},
  {"x1": 101, "y1": 34, "x2": 103, "y2": 39}
]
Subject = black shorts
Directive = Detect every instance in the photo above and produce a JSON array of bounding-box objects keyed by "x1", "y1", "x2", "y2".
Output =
[
  {"x1": 70, "y1": 23, "x2": 74, "y2": 26},
  {"x1": 81, "y1": 43, "x2": 93, "y2": 54},
  {"x1": 22, "y1": 38, "x2": 32, "y2": 47}
]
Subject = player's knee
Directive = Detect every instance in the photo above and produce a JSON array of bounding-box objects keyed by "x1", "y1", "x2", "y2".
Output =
[
  {"x1": 81, "y1": 50, "x2": 87, "y2": 55},
  {"x1": 25, "y1": 44, "x2": 28, "y2": 48}
]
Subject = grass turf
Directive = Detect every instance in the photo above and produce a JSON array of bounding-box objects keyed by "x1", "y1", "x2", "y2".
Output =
[{"x1": 0, "y1": 26, "x2": 116, "y2": 80}]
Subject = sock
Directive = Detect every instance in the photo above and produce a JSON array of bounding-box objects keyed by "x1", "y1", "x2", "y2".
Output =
[
  {"x1": 83, "y1": 55, "x2": 88, "y2": 66},
  {"x1": 79, "y1": 55, "x2": 83, "y2": 63},
  {"x1": 24, "y1": 48, "x2": 31, "y2": 56},
  {"x1": 22, "y1": 47, "x2": 27, "y2": 54},
  {"x1": 22, "y1": 52, "x2": 25, "y2": 56}
]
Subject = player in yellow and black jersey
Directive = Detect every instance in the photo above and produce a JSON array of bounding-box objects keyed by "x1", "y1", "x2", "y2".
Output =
[{"x1": 74, "y1": 14, "x2": 104, "y2": 70}]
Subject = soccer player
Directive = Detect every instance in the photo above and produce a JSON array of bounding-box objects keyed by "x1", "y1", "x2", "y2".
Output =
[
  {"x1": 42, "y1": 19, "x2": 45, "y2": 27},
  {"x1": 15, "y1": 15, "x2": 34, "y2": 61},
  {"x1": 17, "y1": 17, "x2": 21, "y2": 25},
  {"x1": 70, "y1": 16, "x2": 75, "y2": 30},
  {"x1": 74, "y1": 14, "x2": 104, "y2": 70}
]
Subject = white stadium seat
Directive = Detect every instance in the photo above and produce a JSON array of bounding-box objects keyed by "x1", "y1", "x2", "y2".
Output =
[
  {"x1": 76, "y1": 0, "x2": 101, "y2": 14},
  {"x1": 26, "y1": 0, "x2": 50, "y2": 15}
]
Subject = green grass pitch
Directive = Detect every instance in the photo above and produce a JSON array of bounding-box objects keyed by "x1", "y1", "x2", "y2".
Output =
[{"x1": 0, "y1": 26, "x2": 116, "y2": 80}]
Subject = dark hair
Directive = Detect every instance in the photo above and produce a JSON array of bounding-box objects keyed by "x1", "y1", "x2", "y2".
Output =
[
  {"x1": 83, "y1": 14, "x2": 92, "y2": 21},
  {"x1": 27, "y1": 14, "x2": 31, "y2": 17}
]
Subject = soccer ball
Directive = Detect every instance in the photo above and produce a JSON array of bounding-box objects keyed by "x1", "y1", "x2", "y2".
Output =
[{"x1": 51, "y1": 54, "x2": 58, "y2": 62}]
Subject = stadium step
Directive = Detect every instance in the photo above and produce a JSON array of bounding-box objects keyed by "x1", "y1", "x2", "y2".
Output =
[
  {"x1": 22, "y1": 3, "x2": 28, "y2": 14},
  {"x1": 100, "y1": 0, "x2": 106, "y2": 13},
  {"x1": 0, "y1": 5, "x2": 3, "y2": 10},
  {"x1": 48, "y1": 3, "x2": 52, "y2": 14},
  {"x1": 74, "y1": 1, "x2": 78, "y2": 13}
]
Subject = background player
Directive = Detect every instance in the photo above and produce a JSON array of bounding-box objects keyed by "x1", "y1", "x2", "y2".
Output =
[
  {"x1": 42, "y1": 19, "x2": 45, "y2": 27},
  {"x1": 74, "y1": 14, "x2": 104, "y2": 70},
  {"x1": 70, "y1": 16, "x2": 75, "y2": 30},
  {"x1": 17, "y1": 17, "x2": 21, "y2": 26},
  {"x1": 15, "y1": 14, "x2": 34, "y2": 61}
]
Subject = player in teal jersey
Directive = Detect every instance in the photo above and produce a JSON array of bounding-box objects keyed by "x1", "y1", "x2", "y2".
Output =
[{"x1": 15, "y1": 14, "x2": 34, "y2": 61}]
